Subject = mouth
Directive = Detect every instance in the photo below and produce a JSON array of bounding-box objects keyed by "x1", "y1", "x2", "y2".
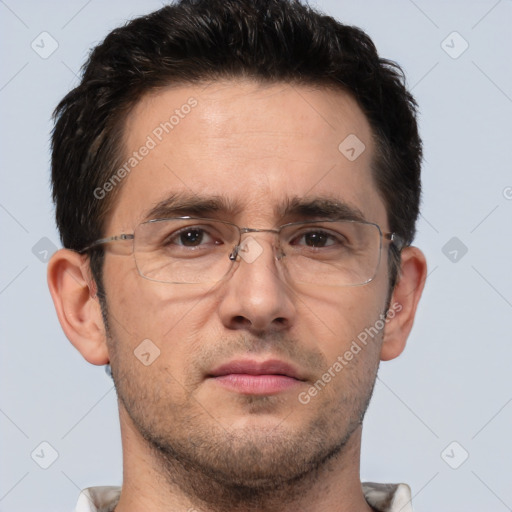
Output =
[{"x1": 207, "y1": 359, "x2": 306, "y2": 395}]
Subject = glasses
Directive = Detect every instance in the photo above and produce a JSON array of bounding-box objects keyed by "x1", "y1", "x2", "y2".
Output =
[{"x1": 80, "y1": 216, "x2": 405, "y2": 287}]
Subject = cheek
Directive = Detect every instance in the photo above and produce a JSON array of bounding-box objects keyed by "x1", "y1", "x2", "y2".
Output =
[
  {"x1": 102, "y1": 254, "x2": 217, "y2": 362},
  {"x1": 294, "y1": 279, "x2": 388, "y2": 360}
]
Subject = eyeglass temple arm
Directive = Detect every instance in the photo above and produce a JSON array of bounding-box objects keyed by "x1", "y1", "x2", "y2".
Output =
[
  {"x1": 385, "y1": 232, "x2": 406, "y2": 251},
  {"x1": 79, "y1": 233, "x2": 134, "y2": 253}
]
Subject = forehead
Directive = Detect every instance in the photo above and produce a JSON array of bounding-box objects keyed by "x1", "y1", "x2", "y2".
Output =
[{"x1": 105, "y1": 80, "x2": 387, "y2": 232}]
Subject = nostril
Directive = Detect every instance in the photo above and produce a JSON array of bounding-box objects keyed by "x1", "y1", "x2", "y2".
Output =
[{"x1": 232, "y1": 315, "x2": 250, "y2": 326}]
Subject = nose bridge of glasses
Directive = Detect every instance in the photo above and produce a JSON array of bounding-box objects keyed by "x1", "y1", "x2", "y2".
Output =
[
  {"x1": 239, "y1": 226, "x2": 280, "y2": 236},
  {"x1": 229, "y1": 227, "x2": 284, "y2": 262},
  {"x1": 239, "y1": 227, "x2": 283, "y2": 248}
]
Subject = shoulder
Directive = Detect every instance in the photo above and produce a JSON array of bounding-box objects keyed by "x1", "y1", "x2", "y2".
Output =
[
  {"x1": 362, "y1": 482, "x2": 413, "y2": 512},
  {"x1": 74, "y1": 486, "x2": 121, "y2": 512}
]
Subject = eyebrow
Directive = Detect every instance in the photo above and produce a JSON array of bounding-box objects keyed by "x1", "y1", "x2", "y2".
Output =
[
  {"x1": 278, "y1": 196, "x2": 366, "y2": 223},
  {"x1": 142, "y1": 192, "x2": 243, "y2": 221},
  {"x1": 142, "y1": 191, "x2": 367, "y2": 224}
]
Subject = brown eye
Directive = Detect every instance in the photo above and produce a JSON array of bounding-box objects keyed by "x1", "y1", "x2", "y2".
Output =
[
  {"x1": 292, "y1": 230, "x2": 340, "y2": 248},
  {"x1": 178, "y1": 229, "x2": 205, "y2": 246},
  {"x1": 302, "y1": 232, "x2": 331, "y2": 247}
]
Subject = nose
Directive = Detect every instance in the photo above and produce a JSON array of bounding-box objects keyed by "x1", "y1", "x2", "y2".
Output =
[{"x1": 217, "y1": 234, "x2": 296, "y2": 334}]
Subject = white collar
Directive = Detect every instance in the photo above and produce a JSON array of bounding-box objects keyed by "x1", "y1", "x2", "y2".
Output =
[{"x1": 74, "y1": 482, "x2": 413, "y2": 512}]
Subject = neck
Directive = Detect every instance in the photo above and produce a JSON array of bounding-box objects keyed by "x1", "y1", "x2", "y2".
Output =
[{"x1": 113, "y1": 404, "x2": 374, "y2": 512}]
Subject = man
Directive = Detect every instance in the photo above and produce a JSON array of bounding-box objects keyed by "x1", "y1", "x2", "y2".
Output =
[{"x1": 47, "y1": 0, "x2": 427, "y2": 511}]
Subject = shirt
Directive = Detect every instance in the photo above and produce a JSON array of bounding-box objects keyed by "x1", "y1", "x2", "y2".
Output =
[{"x1": 74, "y1": 482, "x2": 413, "y2": 512}]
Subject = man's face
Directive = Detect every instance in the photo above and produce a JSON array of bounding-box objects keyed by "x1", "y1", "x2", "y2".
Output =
[{"x1": 101, "y1": 80, "x2": 392, "y2": 489}]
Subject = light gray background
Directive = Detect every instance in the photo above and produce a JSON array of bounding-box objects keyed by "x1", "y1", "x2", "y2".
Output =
[{"x1": 1, "y1": 1, "x2": 511, "y2": 511}]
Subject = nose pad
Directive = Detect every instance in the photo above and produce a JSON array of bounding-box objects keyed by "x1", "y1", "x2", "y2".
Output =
[
  {"x1": 275, "y1": 245, "x2": 286, "y2": 260},
  {"x1": 228, "y1": 246, "x2": 238, "y2": 261}
]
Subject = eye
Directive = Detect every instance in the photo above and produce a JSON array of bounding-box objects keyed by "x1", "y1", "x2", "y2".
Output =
[
  {"x1": 166, "y1": 227, "x2": 219, "y2": 247},
  {"x1": 300, "y1": 231, "x2": 336, "y2": 247},
  {"x1": 291, "y1": 229, "x2": 344, "y2": 248}
]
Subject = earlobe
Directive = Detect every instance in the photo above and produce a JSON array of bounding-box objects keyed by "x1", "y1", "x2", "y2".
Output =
[
  {"x1": 47, "y1": 248, "x2": 110, "y2": 365},
  {"x1": 380, "y1": 246, "x2": 427, "y2": 361}
]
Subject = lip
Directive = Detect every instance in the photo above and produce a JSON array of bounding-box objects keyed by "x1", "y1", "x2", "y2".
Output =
[{"x1": 208, "y1": 359, "x2": 305, "y2": 395}]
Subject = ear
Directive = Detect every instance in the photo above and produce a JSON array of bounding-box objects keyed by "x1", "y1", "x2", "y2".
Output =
[
  {"x1": 380, "y1": 246, "x2": 427, "y2": 361},
  {"x1": 47, "y1": 248, "x2": 109, "y2": 365}
]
